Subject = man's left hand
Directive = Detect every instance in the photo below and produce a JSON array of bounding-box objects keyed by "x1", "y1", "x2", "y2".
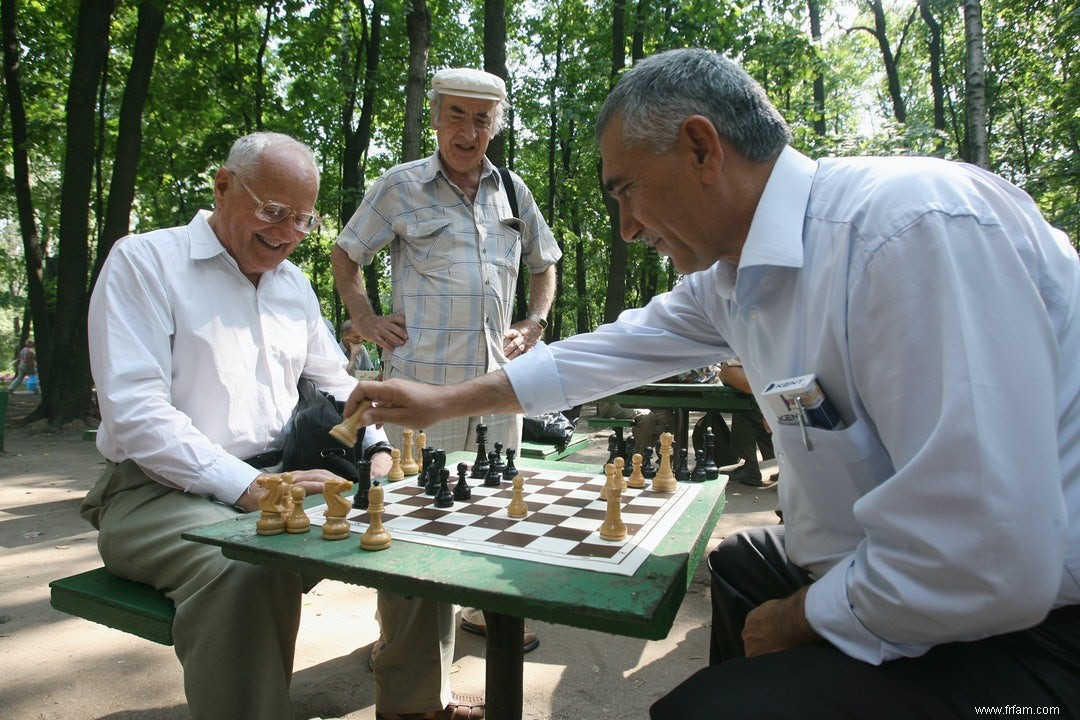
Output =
[
  {"x1": 503, "y1": 322, "x2": 541, "y2": 359},
  {"x1": 742, "y1": 586, "x2": 821, "y2": 657}
]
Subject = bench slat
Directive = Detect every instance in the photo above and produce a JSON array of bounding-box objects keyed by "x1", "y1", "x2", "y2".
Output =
[{"x1": 50, "y1": 567, "x2": 175, "y2": 646}]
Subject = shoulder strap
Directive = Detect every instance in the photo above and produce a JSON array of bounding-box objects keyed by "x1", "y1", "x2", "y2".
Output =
[{"x1": 497, "y1": 166, "x2": 519, "y2": 218}]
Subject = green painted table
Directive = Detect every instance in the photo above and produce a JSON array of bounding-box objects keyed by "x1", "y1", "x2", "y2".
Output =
[
  {"x1": 183, "y1": 453, "x2": 727, "y2": 719},
  {"x1": 605, "y1": 382, "x2": 760, "y2": 450}
]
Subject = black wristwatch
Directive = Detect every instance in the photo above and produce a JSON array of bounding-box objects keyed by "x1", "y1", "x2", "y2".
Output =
[{"x1": 363, "y1": 440, "x2": 395, "y2": 462}]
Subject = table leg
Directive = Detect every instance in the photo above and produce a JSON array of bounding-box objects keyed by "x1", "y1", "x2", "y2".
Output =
[
  {"x1": 483, "y1": 611, "x2": 524, "y2": 720},
  {"x1": 675, "y1": 409, "x2": 690, "y2": 453}
]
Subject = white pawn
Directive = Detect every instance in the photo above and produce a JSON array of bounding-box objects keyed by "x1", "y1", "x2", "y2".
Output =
[{"x1": 507, "y1": 475, "x2": 528, "y2": 518}]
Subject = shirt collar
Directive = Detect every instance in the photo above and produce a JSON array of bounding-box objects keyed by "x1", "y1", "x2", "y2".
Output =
[
  {"x1": 738, "y1": 145, "x2": 818, "y2": 272},
  {"x1": 189, "y1": 210, "x2": 227, "y2": 261},
  {"x1": 427, "y1": 150, "x2": 498, "y2": 187}
]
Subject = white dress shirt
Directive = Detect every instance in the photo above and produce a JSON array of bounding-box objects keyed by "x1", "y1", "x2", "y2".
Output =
[
  {"x1": 89, "y1": 211, "x2": 387, "y2": 505},
  {"x1": 505, "y1": 147, "x2": 1080, "y2": 664}
]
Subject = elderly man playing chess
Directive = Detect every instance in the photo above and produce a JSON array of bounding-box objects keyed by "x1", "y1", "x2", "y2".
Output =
[
  {"x1": 332, "y1": 67, "x2": 561, "y2": 720},
  {"x1": 82, "y1": 131, "x2": 393, "y2": 720},
  {"x1": 345, "y1": 49, "x2": 1080, "y2": 718}
]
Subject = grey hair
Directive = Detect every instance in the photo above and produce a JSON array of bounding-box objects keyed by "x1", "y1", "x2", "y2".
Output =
[
  {"x1": 224, "y1": 131, "x2": 320, "y2": 185},
  {"x1": 428, "y1": 91, "x2": 509, "y2": 136},
  {"x1": 595, "y1": 48, "x2": 791, "y2": 162}
]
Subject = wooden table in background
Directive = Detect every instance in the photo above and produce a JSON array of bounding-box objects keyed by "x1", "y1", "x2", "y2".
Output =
[
  {"x1": 604, "y1": 382, "x2": 760, "y2": 450},
  {"x1": 183, "y1": 453, "x2": 727, "y2": 720}
]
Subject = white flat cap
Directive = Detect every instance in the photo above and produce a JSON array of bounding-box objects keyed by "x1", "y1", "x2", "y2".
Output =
[{"x1": 431, "y1": 68, "x2": 506, "y2": 101}]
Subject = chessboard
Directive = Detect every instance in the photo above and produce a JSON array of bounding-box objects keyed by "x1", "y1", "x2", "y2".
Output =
[{"x1": 306, "y1": 466, "x2": 703, "y2": 576}]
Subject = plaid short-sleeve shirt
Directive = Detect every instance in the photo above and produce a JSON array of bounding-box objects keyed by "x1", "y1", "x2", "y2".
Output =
[{"x1": 336, "y1": 152, "x2": 561, "y2": 385}]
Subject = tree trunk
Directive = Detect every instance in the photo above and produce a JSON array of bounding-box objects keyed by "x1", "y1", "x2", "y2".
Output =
[
  {"x1": 92, "y1": 0, "x2": 164, "y2": 290},
  {"x1": 1, "y1": 0, "x2": 49, "y2": 394},
  {"x1": 917, "y1": 0, "x2": 947, "y2": 135},
  {"x1": 402, "y1": 0, "x2": 429, "y2": 163},
  {"x1": 808, "y1": 0, "x2": 826, "y2": 135},
  {"x1": 254, "y1": 0, "x2": 277, "y2": 130},
  {"x1": 49, "y1": 0, "x2": 116, "y2": 426},
  {"x1": 601, "y1": 0, "x2": 628, "y2": 325},
  {"x1": 963, "y1": 0, "x2": 989, "y2": 168},
  {"x1": 483, "y1": 0, "x2": 508, "y2": 169},
  {"x1": 866, "y1": 0, "x2": 907, "y2": 124}
]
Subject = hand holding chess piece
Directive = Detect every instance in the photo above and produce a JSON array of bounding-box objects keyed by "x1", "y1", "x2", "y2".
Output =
[
  {"x1": 329, "y1": 399, "x2": 373, "y2": 447},
  {"x1": 322, "y1": 476, "x2": 354, "y2": 540},
  {"x1": 652, "y1": 432, "x2": 677, "y2": 492},
  {"x1": 360, "y1": 480, "x2": 392, "y2": 551}
]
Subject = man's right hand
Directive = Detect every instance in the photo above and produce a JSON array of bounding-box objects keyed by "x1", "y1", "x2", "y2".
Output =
[{"x1": 358, "y1": 313, "x2": 408, "y2": 351}]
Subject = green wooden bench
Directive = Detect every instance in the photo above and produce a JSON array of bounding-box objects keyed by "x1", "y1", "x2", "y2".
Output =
[
  {"x1": 518, "y1": 432, "x2": 589, "y2": 461},
  {"x1": 50, "y1": 566, "x2": 175, "y2": 645}
]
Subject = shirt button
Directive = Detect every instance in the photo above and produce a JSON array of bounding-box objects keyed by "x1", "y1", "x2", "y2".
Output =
[{"x1": 749, "y1": 308, "x2": 759, "y2": 320}]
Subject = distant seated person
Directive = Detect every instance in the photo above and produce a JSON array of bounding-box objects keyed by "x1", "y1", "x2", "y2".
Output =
[
  {"x1": 81, "y1": 131, "x2": 393, "y2": 720},
  {"x1": 700, "y1": 358, "x2": 775, "y2": 487}
]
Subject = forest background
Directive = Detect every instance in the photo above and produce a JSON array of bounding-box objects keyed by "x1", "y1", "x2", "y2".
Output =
[{"x1": 0, "y1": 0, "x2": 1076, "y2": 427}]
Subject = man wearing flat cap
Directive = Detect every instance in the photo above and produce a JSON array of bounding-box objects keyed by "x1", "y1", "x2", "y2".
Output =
[{"x1": 332, "y1": 68, "x2": 561, "y2": 720}]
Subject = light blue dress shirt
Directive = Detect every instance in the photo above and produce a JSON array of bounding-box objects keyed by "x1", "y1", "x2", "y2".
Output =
[{"x1": 505, "y1": 147, "x2": 1080, "y2": 664}]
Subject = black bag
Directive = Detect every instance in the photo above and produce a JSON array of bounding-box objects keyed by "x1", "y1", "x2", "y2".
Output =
[
  {"x1": 281, "y1": 378, "x2": 362, "y2": 481},
  {"x1": 522, "y1": 411, "x2": 575, "y2": 450}
]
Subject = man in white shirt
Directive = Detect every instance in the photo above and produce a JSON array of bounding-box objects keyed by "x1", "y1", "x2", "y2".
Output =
[
  {"x1": 344, "y1": 49, "x2": 1080, "y2": 718},
  {"x1": 83, "y1": 132, "x2": 393, "y2": 720}
]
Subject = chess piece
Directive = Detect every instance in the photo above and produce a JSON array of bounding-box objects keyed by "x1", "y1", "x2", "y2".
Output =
[
  {"x1": 426, "y1": 449, "x2": 445, "y2": 496},
  {"x1": 691, "y1": 448, "x2": 708, "y2": 482},
  {"x1": 491, "y1": 441, "x2": 506, "y2": 476},
  {"x1": 640, "y1": 446, "x2": 657, "y2": 479},
  {"x1": 702, "y1": 426, "x2": 720, "y2": 480},
  {"x1": 387, "y1": 448, "x2": 405, "y2": 481},
  {"x1": 623, "y1": 436, "x2": 636, "y2": 477},
  {"x1": 627, "y1": 452, "x2": 646, "y2": 489},
  {"x1": 604, "y1": 434, "x2": 619, "y2": 472},
  {"x1": 599, "y1": 464, "x2": 627, "y2": 541},
  {"x1": 401, "y1": 429, "x2": 419, "y2": 476},
  {"x1": 502, "y1": 447, "x2": 518, "y2": 482},
  {"x1": 352, "y1": 459, "x2": 372, "y2": 510},
  {"x1": 614, "y1": 455, "x2": 626, "y2": 480},
  {"x1": 418, "y1": 446, "x2": 435, "y2": 487},
  {"x1": 256, "y1": 474, "x2": 287, "y2": 535},
  {"x1": 328, "y1": 399, "x2": 372, "y2": 447},
  {"x1": 280, "y1": 472, "x2": 295, "y2": 514},
  {"x1": 416, "y1": 431, "x2": 427, "y2": 475},
  {"x1": 470, "y1": 423, "x2": 489, "y2": 479},
  {"x1": 675, "y1": 447, "x2": 691, "y2": 482},
  {"x1": 652, "y1": 432, "x2": 677, "y2": 492},
  {"x1": 286, "y1": 486, "x2": 310, "y2": 533},
  {"x1": 453, "y1": 462, "x2": 472, "y2": 500},
  {"x1": 360, "y1": 481, "x2": 392, "y2": 551},
  {"x1": 434, "y1": 468, "x2": 455, "y2": 508},
  {"x1": 322, "y1": 476, "x2": 354, "y2": 540},
  {"x1": 483, "y1": 451, "x2": 502, "y2": 487},
  {"x1": 507, "y1": 475, "x2": 528, "y2": 518}
]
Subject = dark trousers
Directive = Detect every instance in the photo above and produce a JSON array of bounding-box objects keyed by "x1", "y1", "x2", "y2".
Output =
[{"x1": 651, "y1": 526, "x2": 1080, "y2": 720}]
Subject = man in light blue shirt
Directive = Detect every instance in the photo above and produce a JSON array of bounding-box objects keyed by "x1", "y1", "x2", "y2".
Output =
[{"x1": 347, "y1": 49, "x2": 1080, "y2": 717}]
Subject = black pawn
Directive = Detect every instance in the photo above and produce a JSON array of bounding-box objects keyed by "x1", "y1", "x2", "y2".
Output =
[
  {"x1": 502, "y1": 448, "x2": 518, "y2": 482},
  {"x1": 605, "y1": 434, "x2": 619, "y2": 471},
  {"x1": 691, "y1": 448, "x2": 708, "y2": 482},
  {"x1": 454, "y1": 462, "x2": 472, "y2": 500},
  {"x1": 640, "y1": 446, "x2": 657, "y2": 479},
  {"x1": 352, "y1": 459, "x2": 372, "y2": 510},
  {"x1": 470, "y1": 423, "x2": 490, "y2": 479},
  {"x1": 434, "y1": 468, "x2": 454, "y2": 508},
  {"x1": 623, "y1": 436, "x2": 636, "y2": 477},
  {"x1": 675, "y1": 447, "x2": 691, "y2": 482},
  {"x1": 703, "y1": 426, "x2": 720, "y2": 480},
  {"x1": 483, "y1": 451, "x2": 502, "y2": 487},
  {"x1": 492, "y1": 441, "x2": 506, "y2": 476}
]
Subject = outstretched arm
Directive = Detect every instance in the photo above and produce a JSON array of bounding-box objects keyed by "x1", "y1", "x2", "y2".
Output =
[{"x1": 344, "y1": 370, "x2": 524, "y2": 431}]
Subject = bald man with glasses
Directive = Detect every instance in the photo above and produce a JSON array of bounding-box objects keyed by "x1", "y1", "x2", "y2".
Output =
[{"x1": 83, "y1": 131, "x2": 392, "y2": 720}]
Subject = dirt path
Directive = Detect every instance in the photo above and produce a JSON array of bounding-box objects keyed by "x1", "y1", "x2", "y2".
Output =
[{"x1": 0, "y1": 395, "x2": 779, "y2": 720}]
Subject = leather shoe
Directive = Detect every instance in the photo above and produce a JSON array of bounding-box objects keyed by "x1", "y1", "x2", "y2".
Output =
[
  {"x1": 375, "y1": 694, "x2": 485, "y2": 720},
  {"x1": 460, "y1": 607, "x2": 540, "y2": 653}
]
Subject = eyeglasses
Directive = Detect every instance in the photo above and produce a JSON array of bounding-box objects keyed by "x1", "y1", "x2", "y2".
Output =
[{"x1": 228, "y1": 170, "x2": 322, "y2": 235}]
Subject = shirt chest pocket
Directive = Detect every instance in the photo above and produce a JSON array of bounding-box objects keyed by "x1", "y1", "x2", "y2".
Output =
[
  {"x1": 773, "y1": 418, "x2": 893, "y2": 498},
  {"x1": 395, "y1": 218, "x2": 454, "y2": 273}
]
